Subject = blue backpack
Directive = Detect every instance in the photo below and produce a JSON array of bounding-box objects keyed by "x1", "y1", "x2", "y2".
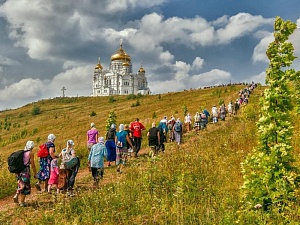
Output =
[{"x1": 174, "y1": 122, "x2": 182, "y2": 132}]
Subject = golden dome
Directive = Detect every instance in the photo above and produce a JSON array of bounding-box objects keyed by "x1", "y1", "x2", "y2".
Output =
[
  {"x1": 122, "y1": 61, "x2": 130, "y2": 67},
  {"x1": 110, "y1": 40, "x2": 131, "y2": 62},
  {"x1": 138, "y1": 64, "x2": 145, "y2": 73},
  {"x1": 95, "y1": 57, "x2": 103, "y2": 70}
]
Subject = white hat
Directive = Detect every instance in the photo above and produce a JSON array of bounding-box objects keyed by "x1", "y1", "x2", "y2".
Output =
[
  {"x1": 67, "y1": 140, "x2": 74, "y2": 146},
  {"x1": 48, "y1": 134, "x2": 56, "y2": 142},
  {"x1": 25, "y1": 141, "x2": 34, "y2": 150},
  {"x1": 98, "y1": 137, "x2": 105, "y2": 144}
]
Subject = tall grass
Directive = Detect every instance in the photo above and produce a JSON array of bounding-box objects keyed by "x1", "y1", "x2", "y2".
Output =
[{"x1": 1, "y1": 85, "x2": 300, "y2": 224}]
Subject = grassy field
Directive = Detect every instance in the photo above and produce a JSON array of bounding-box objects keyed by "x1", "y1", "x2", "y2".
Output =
[{"x1": 1, "y1": 84, "x2": 300, "y2": 224}]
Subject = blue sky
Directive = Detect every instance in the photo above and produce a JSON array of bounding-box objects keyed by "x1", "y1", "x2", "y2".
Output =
[{"x1": 0, "y1": 0, "x2": 299, "y2": 110}]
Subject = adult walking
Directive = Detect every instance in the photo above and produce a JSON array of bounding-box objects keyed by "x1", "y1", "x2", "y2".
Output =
[
  {"x1": 130, "y1": 118, "x2": 145, "y2": 157},
  {"x1": 87, "y1": 122, "x2": 99, "y2": 151},
  {"x1": 36, "y1": 134, "x2": 57, "y2": 192},
  {"x1": 147, "y1": 122, "x2": 161, "y2": 154},
  {"x1": 115, "y1": 124, "x2": 133, "y2": 173},
  {"x1": 184, "y1": 113, "x2": 192, "y2": 132},
  {"x1": 105, "y1": 124, "x2": 117, "y2": 167},
  {"x1": 88, "y1": 137, "x2": 107, "y2": 186},
  {"x1": 173, "y1": 118, "x2": 183, "y2": 146},
  {"x1": 13, "y1": 141, "x2": 37, "y2": 207}
]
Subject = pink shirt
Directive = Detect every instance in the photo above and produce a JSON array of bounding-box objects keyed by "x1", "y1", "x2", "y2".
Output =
[
  {"x1": 23, "y1": 150, "x2": 31, "y2": 165},
  {"x1": 87, "y1": 128, "x2": 99, "y2": 144}
]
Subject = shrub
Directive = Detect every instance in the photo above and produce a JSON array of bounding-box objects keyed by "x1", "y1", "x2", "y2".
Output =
[
  {"x1": 90, "y1": 111, "x2": 97, "y2": 116},
  {"x1": 108, "y1": 96, "x2": 116, "y2": 103},
  {"x1": 31, "y1": 105, "x2": 41, "y2": 115}
]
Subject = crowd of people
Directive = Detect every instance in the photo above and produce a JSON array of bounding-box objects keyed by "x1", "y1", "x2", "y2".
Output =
[{"x1": 12, "y1": 82, "x2": 257, "y2": 206}]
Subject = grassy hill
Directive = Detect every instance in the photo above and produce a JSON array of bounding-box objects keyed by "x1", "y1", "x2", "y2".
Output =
[{"x1": 1, "y1": 84, "x2": 300, "y2": 224}]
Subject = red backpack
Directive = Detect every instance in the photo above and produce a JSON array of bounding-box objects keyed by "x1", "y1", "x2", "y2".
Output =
[{"x1": 37, "y1": 143, "x2": 49, "y2": 158}]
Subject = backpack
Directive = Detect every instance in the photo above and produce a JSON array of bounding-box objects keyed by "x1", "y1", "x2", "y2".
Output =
[
  {"x1": 64, "y1": 157, "x2": 79, "y2": 169},
  {"x1": 37, "y1": 143, "x2": 49, "y2": 158},
  {"x1": 174, "y1": 122, "x2": 182, "y2": 132},
  {"x1": 8, "y1": 150, "x2": 30, "y2": 173}
]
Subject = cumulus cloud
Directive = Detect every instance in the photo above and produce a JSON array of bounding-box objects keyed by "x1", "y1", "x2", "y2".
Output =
[
  {"x1": 252, "y1": 32, "x2": 273, "y2": 63},
  {"x1": 192, "y1": 57, "x2": 204, "y2": 70},
  {"x1": 0, "y1": 78, "x2": 44, "y2": 100},
  {"x1": 216, "y1": 13, "x2": 273, "y2": 44},
  {"x1": 0, "y1": 0, "x2": 281, "y2": 110},
  {"x1": 50, "y1": 65, "x2": 93, "y2": 96},
  {"x1": 244, "y1": 71, "x2": 266, "y2": 85}
]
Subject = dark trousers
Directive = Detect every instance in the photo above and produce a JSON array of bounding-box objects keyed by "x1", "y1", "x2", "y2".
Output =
[
  {"x1": 91, "y1": 168, "x2": 104, "y2": 181},
  {"x1": 68, "y1": 169, "x2": 77, "y2": 190},
  {"x1": 134, "y1": 137, "x2": 142, "y2": 154}
]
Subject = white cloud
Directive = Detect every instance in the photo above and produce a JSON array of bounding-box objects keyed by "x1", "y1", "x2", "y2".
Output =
[
  {"x1": 0, "y1": 78, "x2": 44, "y2": 100},
  {"x1": 188, "y1": 69, "x2": 232, "y2": 87},
  {"x1": 216, "y1": 13, "x2": 273, "y2": 44},
  {"x1": 50, "y1": 65, "x2": 93, "y2": 96},
  {"x1": 159, "y1": 51, "x2": 174, "y2": 62},
  {"x1": 252, "y1": 32, "x2": 273, "y2": 63},
  {"x1": 244, "y1": 71, "x2": 266, "y2": 85},
  {"x1": 192, "y1": 57, "x2": 204, "y2": 70}
]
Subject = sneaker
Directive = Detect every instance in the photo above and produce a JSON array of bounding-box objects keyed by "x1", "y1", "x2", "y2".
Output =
[
  {"x1": 19, "y1": 202, "x2": 28, "y2": 207},
  {"x1": 13, "y1": 194, "x2": 18, "y2": 203},
  {"x1": 35, "y1": 183, "x2": 42, "y2": 191}
]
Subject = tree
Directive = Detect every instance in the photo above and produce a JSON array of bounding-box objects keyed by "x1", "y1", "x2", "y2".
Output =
[
  {"x1": 105, "y1": 111, "x2": 117, "y2": 131},
  {"x1": 241, "y1": 17, "x2": 300, "y2": 212}
]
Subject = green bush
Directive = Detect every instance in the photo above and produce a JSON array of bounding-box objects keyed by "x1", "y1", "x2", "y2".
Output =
[{"x1": 31, "y1": 105, "x2": 41, "y2": 115}]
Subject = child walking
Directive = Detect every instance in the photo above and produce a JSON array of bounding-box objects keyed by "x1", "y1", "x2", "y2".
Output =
[
  {"x1": 88, "y1": 137, "x2": 107, "y2": 187},
  {"x1": 48, "y1": 159, "x2": 59, "y2": 194}
]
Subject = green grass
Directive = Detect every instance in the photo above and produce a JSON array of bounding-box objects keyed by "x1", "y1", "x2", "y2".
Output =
[{"x1": 1, "y1": 85, "x2": 300, "y2": 224}]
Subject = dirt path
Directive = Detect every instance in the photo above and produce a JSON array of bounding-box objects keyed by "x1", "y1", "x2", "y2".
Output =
[
  {"x1": 0, "y1": 114, "x2": 237, "y2": 214},
  {"x1": 0, "y1": 146, "x2": 151, "y2": 213}
]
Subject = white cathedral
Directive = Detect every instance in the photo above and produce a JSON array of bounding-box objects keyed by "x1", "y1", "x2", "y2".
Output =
[{"x1": 92, "y1": 40, "x2": 151, "y2": 96}]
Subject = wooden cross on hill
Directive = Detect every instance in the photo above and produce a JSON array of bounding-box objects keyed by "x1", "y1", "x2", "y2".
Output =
[{"x1": 61, "y1": 86, "x2": 66, "y2": 97}]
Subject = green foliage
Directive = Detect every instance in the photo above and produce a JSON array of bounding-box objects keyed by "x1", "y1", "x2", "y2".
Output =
[
  {"x1": 241, "y1": 17, "x2": 300, "y2": 213},
  {"x1": 126, "y1": 94, "x2": 137, "y2": 100},
  {"x1": 36, "y1": 136, "x2": 41, "y2": 143},
  {"x1": 218, "y1": 99, "x2": 224, "y2": 105},
  {"x1": 182, "y1": 104, "x2": 188, "y2": 116},
  {"x1": 212, "y1": 89, "x2": 222, "y2": 97},
  {"x1": 152, "y1": 112, "x2": 157, "y2": 119},
  {"x1": 31, "y1": 105, "x2": 41, "y2": 115},
  {"x1": 131, "y1": 99, "x2": 140, "y2": 107},
  {"x1": 108, "y1": 96, "x2": 116, "y2": 103},
  {"x1": 90, "y1": 111, "x2": 96, "y2": 116},
  {"x1": 31, "y1": 128, "x2": 38, "y2": 136},
  {"x1": 105, "y1": 111, "x2": 117, "y2": 131},
  {"x1": 18, "y1": 113, "x2": 24, "y2": 118}
]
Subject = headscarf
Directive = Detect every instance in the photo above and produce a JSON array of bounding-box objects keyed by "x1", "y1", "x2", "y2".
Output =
[
  {"x1": 48, "y1": 134, "x2": 56, "y2": 142},
  {"x1": 67, "y1": 140, "x2": 74, "y2": 148},
  {"x1": 111, "y1": 123, "x2": 116, "y2": 129},
  {"x1": 25, "y1": 140, "x2": 34, "y2": 150},
  {"x1": 91, "y1": 122, "x2": 95, "y2": 128},
  {"x1": 98, "y1": 137, "x2": 105, "y2": 144},
  {"x1": 119, "y1": 124, "x2": 125, "y2": 132}
]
